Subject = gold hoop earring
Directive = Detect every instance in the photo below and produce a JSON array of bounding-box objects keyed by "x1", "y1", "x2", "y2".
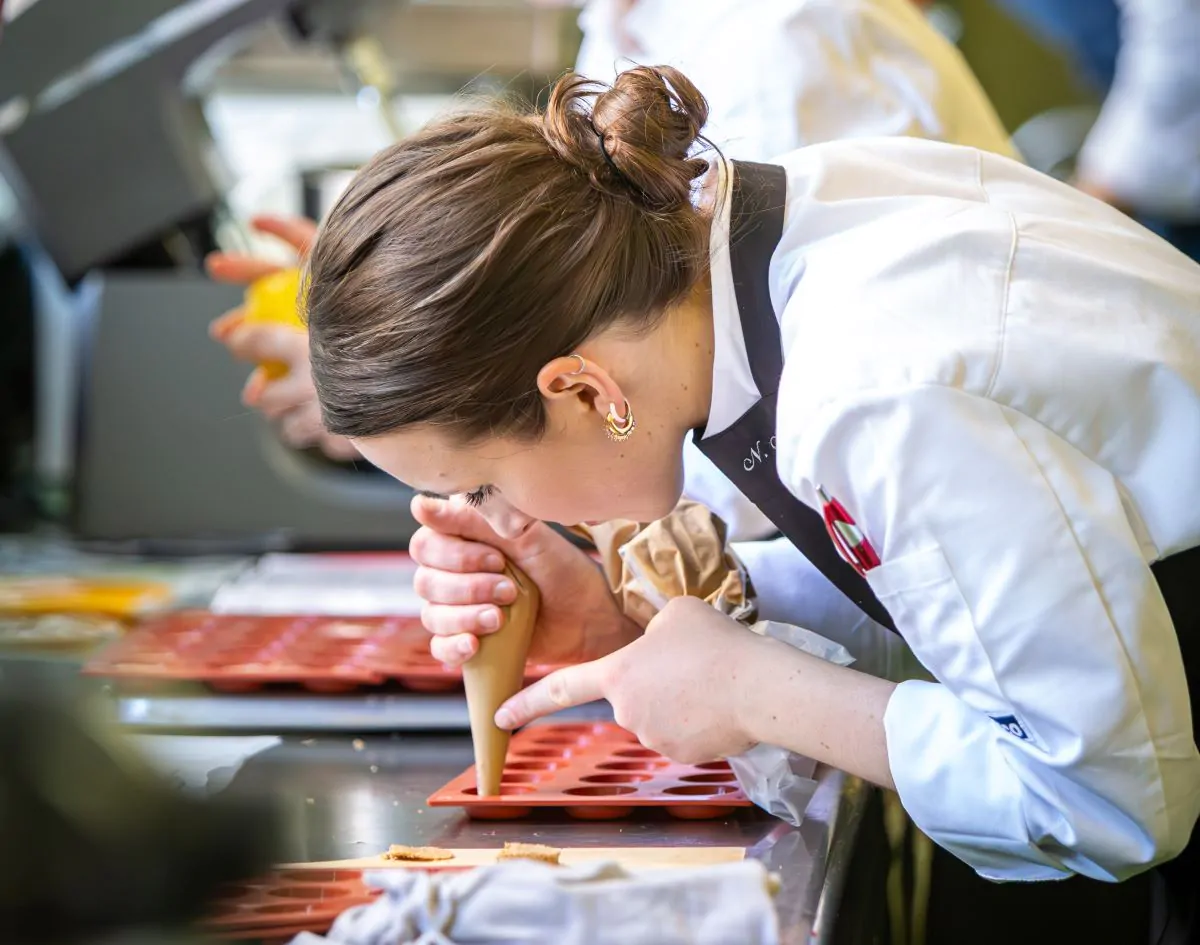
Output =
[{"x1": 604, "y1": 400, "x2": 635, "y2": 442}]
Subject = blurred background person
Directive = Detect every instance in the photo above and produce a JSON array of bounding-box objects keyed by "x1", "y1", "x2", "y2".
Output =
[
  {"x1": 993, "y1": 0, "x2": 1200, "y2": 259},
  {"x1": 572, "y1": 0, "x2": 1015, "y2": 163}
]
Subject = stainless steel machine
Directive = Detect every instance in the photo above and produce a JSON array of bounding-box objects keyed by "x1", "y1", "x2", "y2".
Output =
[{"x1": 77, "y1": 272, "x2": 418, "y2": 550}]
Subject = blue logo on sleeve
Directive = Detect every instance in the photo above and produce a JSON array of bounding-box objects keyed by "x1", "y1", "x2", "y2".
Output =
[{"x1": 990, "y1": 715, "x2": 1029, "y2": 740}]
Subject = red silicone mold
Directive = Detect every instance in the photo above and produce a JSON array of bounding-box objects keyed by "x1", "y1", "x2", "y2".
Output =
[
  {"x1": 82, "y1": 611, "x2": 570, "y2": 693},
  {"x1": 202, "y1": 870, "x2": 378, "y2": 934},
  {"x1": 427, "y1": 723, "x2": 753, "y2": 820}
]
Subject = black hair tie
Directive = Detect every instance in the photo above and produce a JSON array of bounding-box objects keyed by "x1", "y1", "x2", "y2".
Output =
[{"x1": 592, "y1": 121, "x2": 636, "y2": 191}]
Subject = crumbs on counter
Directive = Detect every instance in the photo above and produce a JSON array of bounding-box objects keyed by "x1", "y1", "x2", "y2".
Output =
[
  {"x1": 382, "y1": 844, "x2": 455, "y2": 862},
  {"x1": 496, "y1": 842, "x2": 562, "y2": 865}
]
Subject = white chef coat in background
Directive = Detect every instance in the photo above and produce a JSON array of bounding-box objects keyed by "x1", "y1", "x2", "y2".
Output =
[
  {"x1": 576, "y1": 0, "x2": 1016, "y2": 164},
  {"x1": 701, "y1": 140, "x2": 1200, "y2": 881}
]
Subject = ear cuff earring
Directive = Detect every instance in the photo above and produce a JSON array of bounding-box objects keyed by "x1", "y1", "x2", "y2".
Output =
[
  {"x1": 568, "y1": 353, "x2": 635, "y2": 442},
  {"x1": 604, "y1": 400, "x2": 636, "y2": 442}
]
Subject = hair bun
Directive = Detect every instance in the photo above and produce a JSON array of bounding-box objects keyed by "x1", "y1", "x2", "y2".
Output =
[{"x1": 542, "y1": 65, "x2": 711, "y2": 211}]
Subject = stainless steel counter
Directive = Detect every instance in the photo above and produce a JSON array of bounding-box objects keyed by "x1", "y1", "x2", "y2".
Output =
[{"x1": 223, "y1": 732, "x2": 871, "y2": 945}]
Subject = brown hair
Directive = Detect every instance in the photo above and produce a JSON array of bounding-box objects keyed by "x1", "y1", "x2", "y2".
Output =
[{"x1": 305, "y1": 65, "x2": 712, "y2": 442}]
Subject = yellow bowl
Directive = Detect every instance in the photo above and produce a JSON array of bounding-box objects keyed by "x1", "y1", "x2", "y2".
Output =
[{"x1": 242, "y1": 268, "x2": 306, "y2": 379}]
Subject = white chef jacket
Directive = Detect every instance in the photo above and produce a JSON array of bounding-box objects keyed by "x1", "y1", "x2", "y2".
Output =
[
  {"x1": 1077, "y1": 0, "x2": 1200, "y2": 220},
  {"x1": 700, "y1": 140, "x2": 1200, "y2": 881},
  {"x1": 575, "y1": 0, "x2": 1019, "y2": 544}
]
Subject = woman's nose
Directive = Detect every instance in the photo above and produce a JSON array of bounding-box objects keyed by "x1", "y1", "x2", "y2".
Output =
[{"x1": 479, "y1": 494, "x2": 537, "y2": 541}]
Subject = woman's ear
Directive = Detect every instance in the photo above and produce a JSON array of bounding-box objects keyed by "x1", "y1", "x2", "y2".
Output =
[{"x1": 536, "y1": 355, "x2": 625, "y2": 421}]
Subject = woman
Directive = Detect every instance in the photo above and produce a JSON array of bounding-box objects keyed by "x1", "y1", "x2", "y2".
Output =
[{"x1": 301, "y1": 66, "x2": 1200, "y2": 937}]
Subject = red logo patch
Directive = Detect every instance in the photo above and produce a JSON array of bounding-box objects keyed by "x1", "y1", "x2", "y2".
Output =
[{"x1": 817, "y1": 487, "x2": 881, "y2": 577}]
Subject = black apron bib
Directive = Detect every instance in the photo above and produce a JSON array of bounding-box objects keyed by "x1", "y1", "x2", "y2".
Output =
[
  {"x1": 696, "y1": 160, "x2": 1200, "y2": 943},
  {"x1": 694, "y1": 162, "x2": 898, "y2": 633}
]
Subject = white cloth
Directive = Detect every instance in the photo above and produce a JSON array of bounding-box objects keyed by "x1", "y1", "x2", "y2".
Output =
[
  {"x1": 575, "y1": 0, "x2": 1018, "y2": 542},
  {"x1": 701, "y1": 137, "x2": 1200, "y2": 882},
  {"x1": 289, "y1": 860, "x2": 779, "y2": 945},
  {"x1": 1077, "y1": 0, "x2": 1200, "y2": 220}
]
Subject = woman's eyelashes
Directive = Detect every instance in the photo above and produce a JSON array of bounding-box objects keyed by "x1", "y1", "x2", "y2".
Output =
[{"x1": 464, "y1": 485, "x2": 496, "y2": 508}]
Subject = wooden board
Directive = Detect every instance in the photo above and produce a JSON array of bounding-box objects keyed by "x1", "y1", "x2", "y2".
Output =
[{"x1": 280, "y1": 846, "x2": 746, "y2": 871}]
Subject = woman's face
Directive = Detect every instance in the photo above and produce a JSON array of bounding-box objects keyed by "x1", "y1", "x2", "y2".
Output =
[
  {"x1": 351, "y1": 306, "x2": 713, "y2": 538},
  {"x1": 353, "y1": 404, "x2": 688, "y2": 539}
]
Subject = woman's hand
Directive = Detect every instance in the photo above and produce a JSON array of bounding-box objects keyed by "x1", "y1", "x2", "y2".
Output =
[
  {"x1": 497, "y1": 596, "x2": 763, "y2": 763},
  {"x1": 205, "y1": 215, "x2": 356, "y2": 461},
  {"x1": 497, "y1": 595, "x2": 898, "y2": 784},
  {"x1": 410, "y1": 495, "x2": 640, "y2": 666}
]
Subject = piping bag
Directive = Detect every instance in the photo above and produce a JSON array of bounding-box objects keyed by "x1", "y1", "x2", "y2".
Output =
[
  {"x1": 463, "y1": 562, "x2": 541, "y2": 796},
  {"x1": 571, "y1": 500, "x2": 757, "y2": 629},
  {"x1": 575, "y1": 500, "x2": 854, "y2": 827}
]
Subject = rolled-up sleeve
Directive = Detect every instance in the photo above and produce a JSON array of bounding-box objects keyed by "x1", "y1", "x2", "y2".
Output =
[
  {"x1": 1077, "y1": 0, "x2": 1200, "y2": 219},
  {"x1": 786, "y1": 383, "x2": 1200, "y2": 881}
]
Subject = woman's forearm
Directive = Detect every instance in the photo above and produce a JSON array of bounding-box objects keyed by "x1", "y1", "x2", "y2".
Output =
[{"x1": 735, "y1": 635, "x2": 898, "y2": 790}]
